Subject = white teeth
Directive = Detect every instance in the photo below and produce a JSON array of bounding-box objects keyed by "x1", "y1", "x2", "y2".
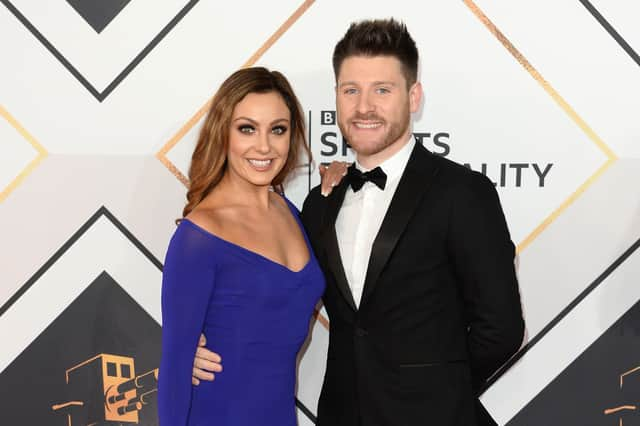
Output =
[
  {"x1": 248, "y1": 159, "x2": 272, "y2": 167},
  {"x1": 354, "y1": 122, "x2": 382, "y2": 129}
]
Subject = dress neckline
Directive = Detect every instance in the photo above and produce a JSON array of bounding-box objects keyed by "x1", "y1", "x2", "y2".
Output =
[{"x1": 181, "y1": 198, "x2": 313, "y2": 274}]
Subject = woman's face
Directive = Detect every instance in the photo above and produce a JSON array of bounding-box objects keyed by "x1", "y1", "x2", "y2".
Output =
[{"x1": 226, "y1": 91, "x2": 291, "y2": 189}]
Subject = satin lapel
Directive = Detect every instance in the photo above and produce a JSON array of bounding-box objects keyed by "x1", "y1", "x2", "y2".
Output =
[
  {"x1": 360, "y1": 144, "x2": 440, "y2": 305},
  {"x1": 321, "y1": 180, "x2": 357, "y2": 311}
]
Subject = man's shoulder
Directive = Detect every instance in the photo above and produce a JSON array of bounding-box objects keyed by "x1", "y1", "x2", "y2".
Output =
[
  {"x1": 425, "y1": 154, "x2": 502, "y2": 209},
  {"x1": 299, "y1": 185, "x2": 329, "y2": 238},
  {"x1": 302, "y1": 185, "x2": 324, "y2": 211},
  {"x1": 306, "y1": 184, "x2": 324, "y2": 200},
  {"x1": 301, "y1": 185, "x2": 328, "y2": 221},
  {"x1": 422, "y1": 151, "x2": 492, "y2": 191}
]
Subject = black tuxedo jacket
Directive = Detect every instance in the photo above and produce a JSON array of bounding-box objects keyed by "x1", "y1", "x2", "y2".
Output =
[{"x1": 301, "y1": 142, "x2": 524, "y2": 426}]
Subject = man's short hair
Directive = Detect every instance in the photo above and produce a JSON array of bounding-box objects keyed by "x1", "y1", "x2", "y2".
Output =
[{"x1": 332, "y1": 18, "x2": 419, "y2": 87}]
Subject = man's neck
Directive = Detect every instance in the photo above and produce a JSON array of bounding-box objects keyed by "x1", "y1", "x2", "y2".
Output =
[{"x1": 356, "y1": 131, "x2": 413, "y2": 170}]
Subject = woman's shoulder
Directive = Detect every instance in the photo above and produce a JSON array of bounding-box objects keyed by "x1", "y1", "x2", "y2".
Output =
[
  {"x1": 167, "y1": 209, "x2": 225, "y2": 259},
  {"x1": 184, "y1": 207, "x2": 224, "y2": 234}
]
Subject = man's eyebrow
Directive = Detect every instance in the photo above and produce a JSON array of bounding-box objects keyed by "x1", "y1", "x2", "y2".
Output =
[{"x1": 338, "y1": 80, "x2": 397, "y2": 87}]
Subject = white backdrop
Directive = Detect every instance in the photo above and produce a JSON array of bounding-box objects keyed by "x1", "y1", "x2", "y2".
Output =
[{"x1": 1, "y1": 1, "x2": 639, "y2": 425}]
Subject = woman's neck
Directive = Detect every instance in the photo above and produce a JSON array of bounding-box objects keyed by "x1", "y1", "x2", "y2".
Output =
[{"x1": 210, "y1": 173, "x2": 274, "y2": 211}]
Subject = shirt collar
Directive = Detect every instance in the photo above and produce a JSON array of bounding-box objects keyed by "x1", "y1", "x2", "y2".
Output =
[{"x1": 355, "y1": 134, "x2": 414, "y2": 183}]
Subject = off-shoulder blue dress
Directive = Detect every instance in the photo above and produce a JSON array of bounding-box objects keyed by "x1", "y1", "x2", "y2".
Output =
[{"x1": 158, "y1": 199, "x2": 325, "y2": 425}]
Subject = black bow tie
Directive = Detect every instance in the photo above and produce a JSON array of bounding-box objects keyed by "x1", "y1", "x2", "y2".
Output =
[{"x1": 347, "y1": 164, "x2": 387, "y2": 192}]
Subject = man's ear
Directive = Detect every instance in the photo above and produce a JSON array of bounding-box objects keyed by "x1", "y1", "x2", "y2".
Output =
[{"x1": 409, "y1": 82, "x2": 423, "y2": 113}]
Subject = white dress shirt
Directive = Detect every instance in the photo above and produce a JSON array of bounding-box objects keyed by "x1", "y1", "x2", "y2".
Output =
[{"x1": 336, "y1": 136, "x2": 415, "y2": 308}]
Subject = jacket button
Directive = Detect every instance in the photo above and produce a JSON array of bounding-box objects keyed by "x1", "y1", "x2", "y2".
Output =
[{"x1": 355, "y1": 328, "x2": 368, "y2": 337}]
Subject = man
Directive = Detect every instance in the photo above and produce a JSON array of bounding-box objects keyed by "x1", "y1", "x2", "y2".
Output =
[{"x1": 192, "y1": 18, "x2": 524, "y2": 425}]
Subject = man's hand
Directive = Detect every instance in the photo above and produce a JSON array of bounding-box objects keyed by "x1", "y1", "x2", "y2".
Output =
[
  {"x1": 320, "y1": 161, "x2": 350, "y2": 197},
  {"x1": 192, "y1": 334, "x2": 223, "y2": 385}
]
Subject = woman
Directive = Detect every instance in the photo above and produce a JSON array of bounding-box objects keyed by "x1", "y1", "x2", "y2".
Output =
[{"x1": 158, "y1": 67, "x2": 325, "y2": 425}]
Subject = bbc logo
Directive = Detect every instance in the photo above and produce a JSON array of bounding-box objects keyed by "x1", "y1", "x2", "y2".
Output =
[{"x1": 321, "y1": 111, "x2": 336, "y2": 125}]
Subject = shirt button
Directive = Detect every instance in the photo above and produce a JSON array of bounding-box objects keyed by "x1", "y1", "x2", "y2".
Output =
[{"x1": 355, "y1": 327, "x2": 368, "y2": 337}]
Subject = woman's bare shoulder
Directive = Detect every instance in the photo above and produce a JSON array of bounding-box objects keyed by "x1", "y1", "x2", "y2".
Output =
[
  {"x1": 186, "y1": 199, "x2": 249, "y2": 237},
  {"x1": 185, "y1": 205, "x2": 225, "y2": 235}
]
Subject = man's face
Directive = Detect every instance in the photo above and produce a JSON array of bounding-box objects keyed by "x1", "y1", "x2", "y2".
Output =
[{"x1": 336, "y1": 55, "x2": 421, "y2": 166}]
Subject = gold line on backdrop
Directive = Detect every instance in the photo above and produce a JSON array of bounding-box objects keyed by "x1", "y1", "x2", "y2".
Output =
[
  {"x1": 0, "y1": 105, "x2": 48, "y2": 203},
  {"x1": 156, "y1": 0, "x2": 316, "y2": 186},
  {"x1": 463, "y1": 0, "x2": 617, "y2": 253}
]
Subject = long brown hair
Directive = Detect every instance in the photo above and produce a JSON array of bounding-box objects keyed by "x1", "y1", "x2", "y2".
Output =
[{"x1": 182, "y1": 67, "x2": 310, "y2": 219}]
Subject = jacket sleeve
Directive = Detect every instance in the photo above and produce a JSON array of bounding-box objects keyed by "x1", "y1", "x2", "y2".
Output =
[
  {"x1": 301, "y1": 186, "x2": 323, "y2": 233},
  {"x1": 158, "y1": 223, "x2": 217, "y2": 425},
  {"x1": 448, "y1": 172, "x2": 525, "y2": 391}
]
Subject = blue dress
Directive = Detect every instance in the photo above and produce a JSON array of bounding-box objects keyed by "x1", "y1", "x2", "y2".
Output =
[{"x1": 158, "y1": 199, "x2": 325, "y2": 425}]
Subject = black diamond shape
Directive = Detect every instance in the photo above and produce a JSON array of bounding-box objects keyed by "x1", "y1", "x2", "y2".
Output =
[
  {"x1": 0, "y1": 271, "x2": 162, "y2": 425},
  {"x1": 508, "y1": 292, "x2": 640, "y2": 425},
  {"x1": 66, "y1": 0, "x2": 132, "y2": 33}
]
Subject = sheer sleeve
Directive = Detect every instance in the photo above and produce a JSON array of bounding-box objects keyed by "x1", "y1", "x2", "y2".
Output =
[{"x1": 158, "y1": 221, "x2": 217, "y2": 425}]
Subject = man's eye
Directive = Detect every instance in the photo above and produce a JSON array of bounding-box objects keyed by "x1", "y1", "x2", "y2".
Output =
[
  {"x1": 272, "y1": 126, "x2": 288, "y2": 135},
  {"x1": 344, "y1": 88, "x2": 358, "y2": 95},
  {"x1": 376, "y1": 87, "x2": 390, "y2": 94},
  {"x1": 238, "y1": 125, "x2": 255, "y2": 134}
]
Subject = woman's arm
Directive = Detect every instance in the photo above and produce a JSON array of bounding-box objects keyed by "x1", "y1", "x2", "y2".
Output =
[{"x1": 158, "y1": 223, "x2": 217, "y2": 425}]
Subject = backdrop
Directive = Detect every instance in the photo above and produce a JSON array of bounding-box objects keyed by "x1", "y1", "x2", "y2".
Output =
[{"x1": 1, "y1": 1, "x2": 639, "y2": 425}]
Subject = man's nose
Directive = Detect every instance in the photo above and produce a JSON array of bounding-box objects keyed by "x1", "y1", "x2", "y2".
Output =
[{"x1": 356, "y1": 92, "x2": 374, "y2": 114}]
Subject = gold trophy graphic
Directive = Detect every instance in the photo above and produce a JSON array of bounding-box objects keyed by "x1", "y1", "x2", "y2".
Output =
[{"x1": 52, "y1": 354, "x2": 158, "y2": 425}]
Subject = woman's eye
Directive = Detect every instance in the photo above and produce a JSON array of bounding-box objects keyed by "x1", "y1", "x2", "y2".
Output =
[
  {"x1": 238, "y1": 125, "x2": 255, "y2": 134},
  {"x1": 272, "y1": 126, "x2": 288, "y2": 135}
]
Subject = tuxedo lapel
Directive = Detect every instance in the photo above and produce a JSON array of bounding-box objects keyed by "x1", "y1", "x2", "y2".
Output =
[
  {"x1": 360, "y1": 143, "x2": 440, "y2": 305},
  {"x1": 321, "y1": 180, "x2": 357, "y2": 311}
]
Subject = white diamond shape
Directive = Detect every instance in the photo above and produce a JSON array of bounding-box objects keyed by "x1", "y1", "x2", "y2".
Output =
[
  {"x1": 8, "y1": 0, "x2": 191, "y2": 92},
  {"x1": 0, "y1": 212, "x2": 162, "y2": 372}
]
